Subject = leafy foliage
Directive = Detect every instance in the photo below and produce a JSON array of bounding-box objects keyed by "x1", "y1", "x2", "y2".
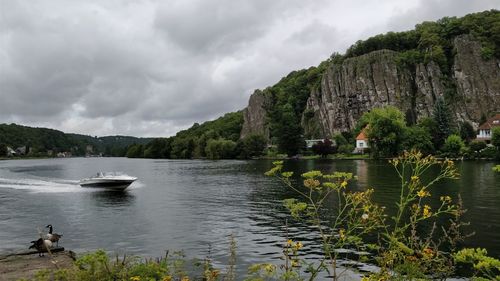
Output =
[
  {"x1": 442, "y1": 134, "x2": 465, "y2": 157},
  {"x1": 402, "y1": 126, "x2": 435, "y2": 154},
  {"x1": 238, "y1": 134, "x2": 267, "y2": 159},
  {"x1": 360, "y1": 106, "x2": 407, "y2": 158},
  {"x1": 205, "y1": 139, "x2": 237, "y2": 160}
]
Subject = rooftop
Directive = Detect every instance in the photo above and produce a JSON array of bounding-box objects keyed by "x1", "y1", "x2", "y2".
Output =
[{"x1": 478, "y1": 114, "x2": 500, "y2": 130}]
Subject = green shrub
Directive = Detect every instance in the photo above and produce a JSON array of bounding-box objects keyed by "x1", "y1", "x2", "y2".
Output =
[
  {"x1": 338, "y1": 144, "x2": 354, "y2": 154},
  {"x1": 205, "y1": 138, "x2": 237, "y2": 159},
  {"x1": 480, "y1": 146, "x2": 498, "y2": 158},
  {"x1": 441, "y1": 134, "x2": 465, "y2": 157}
]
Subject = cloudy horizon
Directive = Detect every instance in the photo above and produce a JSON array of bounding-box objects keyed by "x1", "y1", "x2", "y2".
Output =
[{"x1": 1, "y1": 0, "x2": 498, "y2": 137}]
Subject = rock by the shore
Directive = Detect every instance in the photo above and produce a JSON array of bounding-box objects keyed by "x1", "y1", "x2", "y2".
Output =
[{"x1": 0, "y1": 249, "x2": 75, "y2": 281}]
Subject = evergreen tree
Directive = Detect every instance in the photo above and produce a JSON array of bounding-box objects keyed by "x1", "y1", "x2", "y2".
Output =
[
  {"x1": 271, "y1": 104, "x2": 305, "y2": 156},
  {"x1": 432, "y1": 97, "x2": 455, "y2": 150}
]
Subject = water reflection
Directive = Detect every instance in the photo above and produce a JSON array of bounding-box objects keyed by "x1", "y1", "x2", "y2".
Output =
[{"x1": 89, "y1": 191, "x2": 136, "y2": 206}]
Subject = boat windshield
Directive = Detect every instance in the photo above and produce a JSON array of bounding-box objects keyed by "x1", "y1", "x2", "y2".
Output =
[{"x1": 95, "y1": 172, "x2": 126, "y2": 177}]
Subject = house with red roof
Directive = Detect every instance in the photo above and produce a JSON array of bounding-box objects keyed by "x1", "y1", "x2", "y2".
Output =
[
  {"x1": 355, "y1": 126, "x2": 369, "y2": 153},
  {"x1": 476, "y1": 114, "x2": 500, "y2": 143}
]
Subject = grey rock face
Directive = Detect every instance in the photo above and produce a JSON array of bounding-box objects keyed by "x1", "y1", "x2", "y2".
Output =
[
  {"x1": 240, "y1": 90, "x2": 271, "y2": 139},
  {"x1": 452, "y1": 35, "x2": 500, "y2": 125}
]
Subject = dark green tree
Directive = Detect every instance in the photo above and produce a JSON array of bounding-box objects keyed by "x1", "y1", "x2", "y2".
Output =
[
  {"x1": 271, "y1": 104, "x2": 305, "y2": 156},
  {"x1": 459, "y1": 121, "x2": 476, "y2": 144},
  {"x1": 402, "y1": 126, "x2": 435, "y2": 154},
  {"x1": 240, "y1": 134, "x2": 267, "y2": 159},
  {"x1": 205, "y1": 139, "x2": 237, "y2": 159},
  {"x1": 312, "y1": 139, "x2": 336, "y2": 158},
  {"x1": 0, "y1": 143, "x2": 7, "y2": 157},
  {"x1": 432, "y1": 97, "x2": 455, "y2": 150},
  {"x1": 126, "y1": 144, "x2": 144, "y2": 158}
]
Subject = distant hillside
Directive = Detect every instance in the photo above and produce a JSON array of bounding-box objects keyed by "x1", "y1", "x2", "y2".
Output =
[{"x1": 0, "y1": 123, "x2": 152, "y2": 157}]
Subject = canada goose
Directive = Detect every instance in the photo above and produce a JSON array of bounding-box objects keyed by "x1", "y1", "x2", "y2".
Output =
[
  {"x1": 46, "y1": 224, "x2": 63, "y2": 247},
  {"x1": 29, "y1": 238, "x2": 52, "y2": 256}
]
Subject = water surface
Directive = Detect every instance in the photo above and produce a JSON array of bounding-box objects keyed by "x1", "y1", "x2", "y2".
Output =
[{"x1": 0, "y1": 157, "x2": 498, "y2": 275}]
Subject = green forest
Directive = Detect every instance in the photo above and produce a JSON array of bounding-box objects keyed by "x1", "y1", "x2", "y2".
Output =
[{"x1": 0, "y1": 123, "x2": 151, "y2": 157}]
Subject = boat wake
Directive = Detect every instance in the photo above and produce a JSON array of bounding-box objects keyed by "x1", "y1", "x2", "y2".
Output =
[{"x1": 0, "y1": 177, "x2": 87, "y2": 193}]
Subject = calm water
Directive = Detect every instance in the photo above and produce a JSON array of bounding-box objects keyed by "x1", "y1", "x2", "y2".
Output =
[{"x1": 0, "y1": 158, "x2": 499, "y2": 275}]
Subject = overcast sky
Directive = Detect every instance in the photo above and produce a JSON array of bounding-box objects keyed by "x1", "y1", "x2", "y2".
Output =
[{"x1": 1, "y1": 0, "x2": 498, "y2": 137}]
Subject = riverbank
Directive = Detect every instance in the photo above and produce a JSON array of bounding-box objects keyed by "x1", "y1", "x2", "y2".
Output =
[{"x1": 0, "y1": 249, "x2": 75, "y2": 281}]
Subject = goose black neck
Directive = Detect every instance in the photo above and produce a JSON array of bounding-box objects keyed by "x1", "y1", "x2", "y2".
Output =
[{"x1": 48, "y1": 225, "x2": 53, "y2": 234}]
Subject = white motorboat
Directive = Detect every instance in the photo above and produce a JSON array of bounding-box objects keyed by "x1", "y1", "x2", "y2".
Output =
[{"x1": 79, "y1": 172, "x2": 137, "y2": 191}]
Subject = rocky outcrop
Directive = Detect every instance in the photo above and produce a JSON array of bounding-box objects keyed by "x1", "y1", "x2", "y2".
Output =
[
  {"x1": 302, "y1": 35, "x2": 499, "y2": 137},
  {"x1": 241, "y1": 35, "x2": 499, "y2": 139},
  {"x1": 452, "y1": 35, "x2": 500, "y2": 125},
  {"x1": 240, "y1": 90, "x2": 271, "y2": 139},
  {"x1": 302, "y1": 50, "x2": 441, "y2": 136}
]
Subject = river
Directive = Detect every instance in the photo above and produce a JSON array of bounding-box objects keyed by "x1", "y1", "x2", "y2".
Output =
[{"x1": 0, "y1": 157, "x2": 498, "y2": 276}]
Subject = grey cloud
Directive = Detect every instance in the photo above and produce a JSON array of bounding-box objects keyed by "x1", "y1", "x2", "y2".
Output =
[
  {"x1": 153, "y1": 0, "x2": 310, "y2": 54},
  {"x1": 1, "y1": 0, "x2": 498, "y2": 137}
]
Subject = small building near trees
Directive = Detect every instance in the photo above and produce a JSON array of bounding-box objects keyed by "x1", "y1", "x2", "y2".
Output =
[
  {"x1": 355, "y1": 127, "x2": 369, "y2": 153},
  {"x1": 476, "y1": 114, "x2": 500, "y2": 143}
]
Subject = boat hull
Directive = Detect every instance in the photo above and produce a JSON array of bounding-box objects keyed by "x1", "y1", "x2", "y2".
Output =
[{"x1": 79, "y1": 178, "x2": 136, "y2": 191}]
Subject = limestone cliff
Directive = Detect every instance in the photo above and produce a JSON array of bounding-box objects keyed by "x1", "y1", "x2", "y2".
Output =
[
  {"x1": 240, "y1": 35, "x2": 499, "y2": 139},
  {"x1": 452, "y1": 35, "x2": 500, "y2": 124},
  {"x1": 300, "y1": 34, "x2": 499, "y2": 138},
  {"x1": 240, "y1": 89, "x2": 271, "y2": 139}
]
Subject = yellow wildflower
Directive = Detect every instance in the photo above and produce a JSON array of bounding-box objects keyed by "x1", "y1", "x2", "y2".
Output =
[
  {"x1": 294, "y1": 242, "x2": 303, "y2": 250},
  {"x1": 264, "y1": 263, "x2": 276, "y2": 273},
  {"x1": 130, "y1": 277, "x2": 141, "y2": 281},
  {"x1": 417, "y1": 189, "x2": 430, "y2": 198},
  {"x1": 291, "y1": 259, "x2": 299, "y2": 267},
  {"x1": 361, "y1": 277, "x2": 370, "y2": 281},
  {"x1": 340, "y1": 180, "x2": 348, "y2": 188},
  {"x1": 411, "y1": 175, "x2": 419, "y2": 181},
  {"x1": 423, "y1": 205, "x2": 432, "y2": 218},
  {"x1": 163, "y1": 276, "x2": 173, "y2": 281},
  {"x1": 287, "y1": 239, "x2": 293, "y2": 245},
  {"x1": 440, "y1": 195, "x2": 452, "y2": 203},
  {"x1": 181, "y1": 276, "x2": 190, "y2": 281},
  {"x1": 339, "y1": 229, "x2": 346, "y2": 240},
  {"x1": 422, "y1": 247, "x2": 434, "y2": 258}
]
